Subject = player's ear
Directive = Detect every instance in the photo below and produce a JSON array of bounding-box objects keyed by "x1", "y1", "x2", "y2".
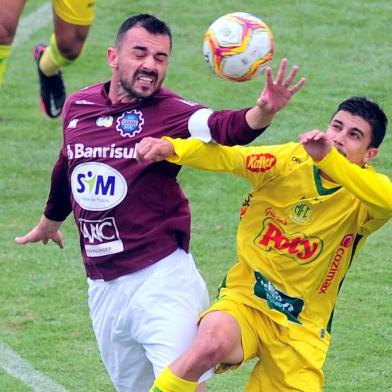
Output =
[
  {"x1": 364, "y1": 147, "x2": 378, "y2": 164},
  {"x1": 107, "y1": 47, "x2": 119, "y2": 69}
]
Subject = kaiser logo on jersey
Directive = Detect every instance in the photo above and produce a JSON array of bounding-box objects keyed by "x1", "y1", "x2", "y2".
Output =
[
  {"x1": 71, "y1": 162, "x2": 127, "y2": 211},
  {"x1": 246, "y1": 153, "x2": 276, "y2": 173},
  {"x1": 116, "y1": 110, "x2": 144, "y2": 138},
  {"x1": 79, "y1": 217, "x2": 123, "y2": 257}
]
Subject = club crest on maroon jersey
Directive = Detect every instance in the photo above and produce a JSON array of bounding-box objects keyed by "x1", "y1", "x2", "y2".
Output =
[{"x1": 116, "y1": 110, "x2": 144, "y2": 138}]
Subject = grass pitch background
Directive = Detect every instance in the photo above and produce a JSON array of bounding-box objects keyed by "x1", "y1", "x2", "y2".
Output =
[{"x1": 0, "y1": 0, "x2": 391, "y2": 391}]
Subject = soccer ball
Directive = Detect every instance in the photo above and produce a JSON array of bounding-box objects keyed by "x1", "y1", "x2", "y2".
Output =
[{"x1": 203, "y1": 12, "x2": 274, "y2": 82}]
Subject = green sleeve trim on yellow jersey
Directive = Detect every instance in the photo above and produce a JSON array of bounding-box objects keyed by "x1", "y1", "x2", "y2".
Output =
[
  {"x1": 218, "y1": 275, "x2": 227, "y2": 293},
  {"x1": 313, "y1": 166, "x2": 341, "y2": 195},
  {"x1": 326, "y1": 308, "x2": 335, "y2": 334}
]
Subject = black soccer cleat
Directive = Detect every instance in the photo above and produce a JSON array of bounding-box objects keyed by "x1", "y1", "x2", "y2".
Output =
[{"x1": 33, "y1": 44, "x2": 66, "y2": 118}]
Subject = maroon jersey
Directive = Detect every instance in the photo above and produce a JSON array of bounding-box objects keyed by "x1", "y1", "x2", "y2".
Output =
[{"x1": 45, "y1": 82, "x2": 266, "y2": 280}]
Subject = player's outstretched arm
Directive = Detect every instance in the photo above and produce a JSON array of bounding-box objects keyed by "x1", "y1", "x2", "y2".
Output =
[
  {"x1": 15, "y1": 215, "x2": 64, "y2": 248},
  {"x1": 246, "y1": 58, "x2": 306, "y2": 130}
]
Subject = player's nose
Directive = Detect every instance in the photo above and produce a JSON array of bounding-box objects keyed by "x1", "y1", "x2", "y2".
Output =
[{"x1": 333, "y1": 130, "x2": 346, "y2": 146}]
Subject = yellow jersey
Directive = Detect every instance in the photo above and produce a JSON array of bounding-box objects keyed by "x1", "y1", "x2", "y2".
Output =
[{"x1": 165, "y1": 137, "x2": 392, "y2": 350}]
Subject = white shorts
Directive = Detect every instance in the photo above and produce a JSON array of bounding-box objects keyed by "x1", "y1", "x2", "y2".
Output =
[{"x1": 87, "y1": 248, "x2": 210, "y2": 392}]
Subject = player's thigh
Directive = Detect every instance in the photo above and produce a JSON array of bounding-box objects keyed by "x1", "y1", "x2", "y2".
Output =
[
  {"x1": 107, "y1": 341, "x2": 155, "y2": 392},
  {"x1": 134, "y1": 250, "x2": 210, "y2": 377},
  {"x1": 88, "y1": 278, "x2": 156, "y2": 391},
  {"x1": 0, "y1": 0, "x2": 27, "y2": 44}
]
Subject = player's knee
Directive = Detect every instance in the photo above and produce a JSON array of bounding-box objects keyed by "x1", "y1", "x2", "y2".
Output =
[
  {"x1": 193, "y1": 329, "x2": 234, "y2": 367},
  {"x1": 55, "y1": 35, "x2": 86, "y2": 60},
  {"x1": 0, "y1": 23, "x2": 18, "y2": 45}
]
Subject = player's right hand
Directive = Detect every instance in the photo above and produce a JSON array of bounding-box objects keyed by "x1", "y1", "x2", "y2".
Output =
[
  {"x1": 257, "y1": 58, "x2": 306, "y2": 115},
  {"x1": 299, "y1": 130, "x2": 333, "y2": 162},
  {"x1": 136, "y1": 137, "x2": 175, "y2": 163},
  {"x1": 15, "y1": 216, "x2": 64, "y2": 248}
]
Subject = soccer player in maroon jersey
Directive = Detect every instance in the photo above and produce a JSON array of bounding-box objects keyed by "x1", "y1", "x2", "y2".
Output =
[{"x1": 15, "y1": 14, "x2": 305, "y2": 392}]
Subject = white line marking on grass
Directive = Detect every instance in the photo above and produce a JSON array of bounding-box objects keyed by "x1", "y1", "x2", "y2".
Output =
[
  {"x1": 0, "y1": 341, "x2": 69, "y2": 392},
  {"x1": 2, "y1": 4, "x2": 67, "y2": 391},
  {"x1": 4, "y1": 2, "x2": 66, "y2": 386},
  {"x1": 13, "y1": 3, "x2": 52, "y2": 47}
]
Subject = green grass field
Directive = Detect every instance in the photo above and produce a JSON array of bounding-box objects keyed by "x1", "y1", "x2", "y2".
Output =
[{"x1": 0, "y1": 0, "x2": 391, "y2": 391}]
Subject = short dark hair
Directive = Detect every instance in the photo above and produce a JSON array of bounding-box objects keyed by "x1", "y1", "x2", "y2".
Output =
[
  {"x1": 116, "y1": 14, "x2": 172, "y2": 50},
  {"x1": 332, "y1": 96, "x2": 388, "y2": 148}
]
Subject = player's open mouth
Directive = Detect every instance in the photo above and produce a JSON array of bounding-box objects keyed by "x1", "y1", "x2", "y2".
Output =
[
  {"x1": 137, "y1": 76, "x2": 155, "y2": 84},
  {"x1": 135, "y1": 70, "x2": 157, "y2": 87}
]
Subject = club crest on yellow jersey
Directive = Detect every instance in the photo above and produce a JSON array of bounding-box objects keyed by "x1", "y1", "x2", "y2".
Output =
[{"x1": 290, "y1": 201, "x2": 313, "y2": 225}]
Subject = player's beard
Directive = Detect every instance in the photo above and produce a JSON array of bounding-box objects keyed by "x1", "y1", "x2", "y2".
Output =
[{"x1": 120, "y1": 69, "x2": 164, "y2": 101}]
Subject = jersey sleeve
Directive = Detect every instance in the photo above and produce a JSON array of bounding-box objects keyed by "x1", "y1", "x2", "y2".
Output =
[
  {"x1": 163, "y1": 137, "x2": 290, "y2": 189},
  {"x1": 160, "y1": 92, "x2": 266, "y2": 146},
  {"x1": 44, "y1": 147, "x2": 72, "y2": 222},
  {"x1": 43, "y1": 95, "x2": 73, "y2": 221},
  {"x1": 208, "y1": 108, "x2": 268, "y2": 146},
  {"x1": 316, "y1": 147, "x2": 392, "y2": 232}
]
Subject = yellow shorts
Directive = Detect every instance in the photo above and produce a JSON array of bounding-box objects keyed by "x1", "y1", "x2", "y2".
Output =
[
  {"x1": 52, "y1": 0, "x2": 96, "y2": 26},
  {"x1": 202, "y1": 298, "x2": 329, "y2": 392}
]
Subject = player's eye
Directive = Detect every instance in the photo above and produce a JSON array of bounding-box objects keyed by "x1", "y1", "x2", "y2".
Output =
[
  {"x1": 155, "y1": 54, "x2": 168, "y2": 63},
  {"x1": 133, "y1": 49, "x2": 147, "y2": 58}
]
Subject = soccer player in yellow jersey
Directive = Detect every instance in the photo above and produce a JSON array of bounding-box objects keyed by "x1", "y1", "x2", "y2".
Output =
[
  {"x1": 0, "y1": 0, "x2": 96, "y2": 117},
  {"x1": 137, "y1": 96, "x2": 392, "y2": 391}
]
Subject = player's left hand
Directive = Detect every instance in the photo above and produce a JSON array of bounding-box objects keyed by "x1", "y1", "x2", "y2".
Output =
[
  {"x1": 257, "y1": 58, "x2": 306, "y2": 115},
  {"x1": 136, "y1": 137, "x2": 175, "y2": 163},
  {"x1": 299, "y1": 130, "x2": 333, "y2": 161}
]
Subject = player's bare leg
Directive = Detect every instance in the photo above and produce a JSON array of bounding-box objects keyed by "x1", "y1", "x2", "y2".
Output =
[
  {"x1": 150, "y1": 311, "x2": 243, "y2": 391},
  {"x1": 0, "y1": 0, "x2": 27, "y2": 87},
  {"x1": 34, "y1": 13, "x2": 90, "y2": 117},
  {"x1": 53, "y1": 13, "x2": 90, "y2": 61},
  {"x1": 171, "y1": 311, "x2": 243, "y2": 380}
]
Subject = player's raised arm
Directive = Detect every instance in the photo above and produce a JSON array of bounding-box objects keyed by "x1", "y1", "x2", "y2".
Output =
[{"x1": 246, "y1": 58, "x2": 306, "y2": 130}]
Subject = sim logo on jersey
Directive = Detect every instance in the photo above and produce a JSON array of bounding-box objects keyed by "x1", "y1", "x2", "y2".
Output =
[
  {"x1": 116, "y1": 109, "x2": 144, "y2": 138},
  {"x1": 71, "y1": 162, "x2": 127, "y2": 211},
  {"x1": 79, "y1": 217, "x2": 123, "y2": 257}
]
